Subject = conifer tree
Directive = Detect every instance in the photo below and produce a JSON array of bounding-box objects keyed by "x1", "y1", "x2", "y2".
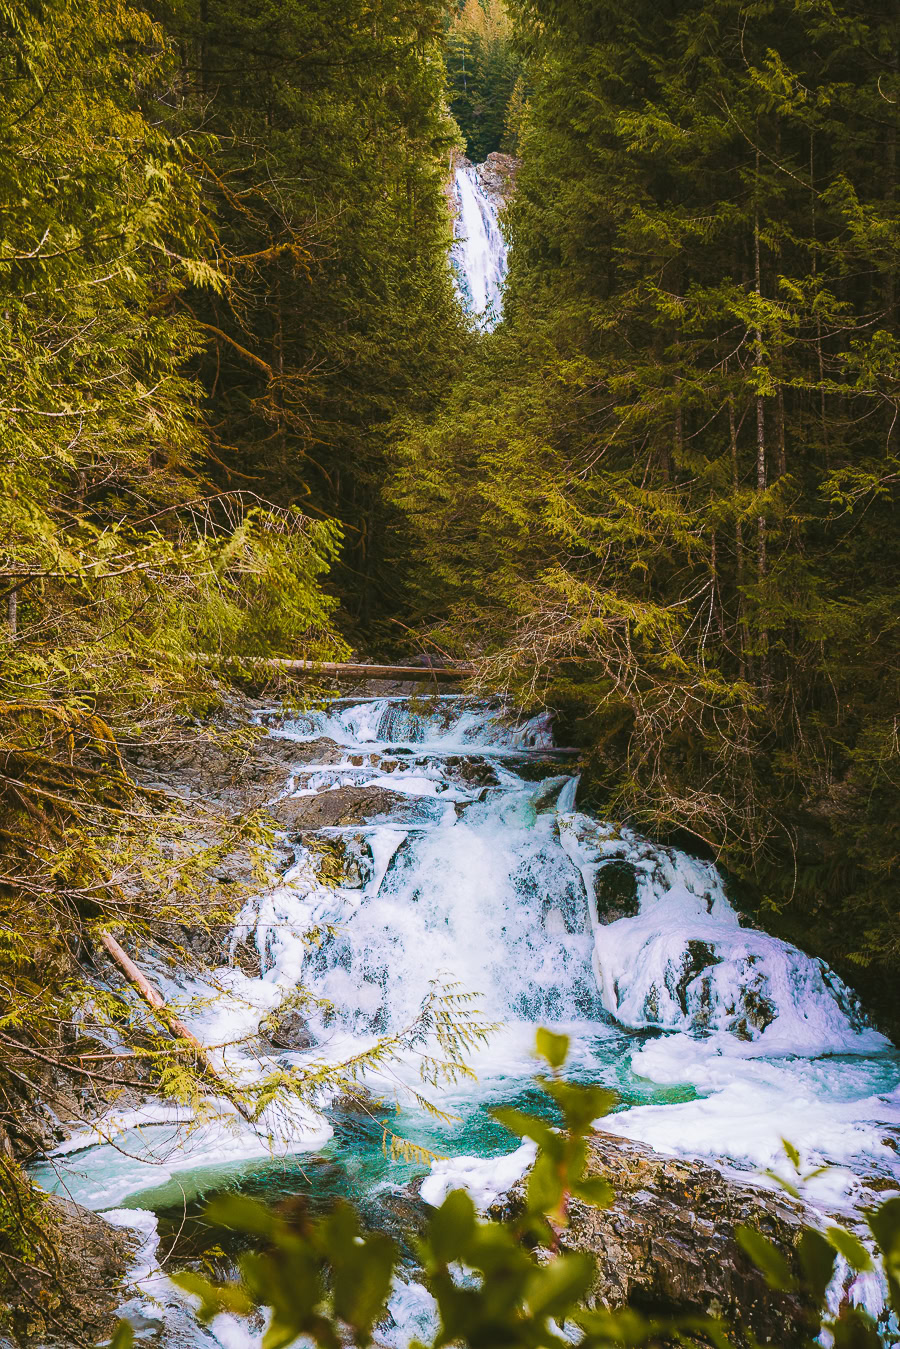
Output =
[
  {"x1": 446, "y1": 0, "x2": 523, "y2": 159},
  {"x1": 394, "y1": 0, "x2": 900, "y2": 1020},
  {"x1": 153, "y1": 0, "x2": 467, "y2": 633}
]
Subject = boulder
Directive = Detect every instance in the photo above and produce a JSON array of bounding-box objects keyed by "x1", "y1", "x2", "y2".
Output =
[
  {"x1": 489, "y1": 1130, "x2": 815, "y2": 1346},
  {"x1": 262, "y1": 1006, "x2": 317, "y2": 1051},
  {"x1": 289, "y1": 736, "x2": 345, "y2": 765},
  {"x1": 591, "y1": 859, "x2": 639, "y2": 921},
  {"x1": 270, "y1": 785, "x2": 445, "y2": 830}
]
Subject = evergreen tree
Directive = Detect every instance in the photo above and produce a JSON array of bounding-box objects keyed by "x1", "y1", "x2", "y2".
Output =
[
  {"x1": 0, "y1": 2, "x2": 346, "y2": 1318},
  {"x1": 153, "y1": 0, "x2": 467, "y2": 635},
  {"x1": 445, "y1": 0, "x2": 523, "y2": 160},
  {"x1": 393, "y1": 0, "x2": 900, "y2": 1021}
]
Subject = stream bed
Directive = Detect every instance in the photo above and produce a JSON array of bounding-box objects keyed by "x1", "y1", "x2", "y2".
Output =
[{"x1": 32, "y1": 695, "x2": 900, "y2": 1345}]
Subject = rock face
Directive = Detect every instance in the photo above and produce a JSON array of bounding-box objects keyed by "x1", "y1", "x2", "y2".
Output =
[
  {"x1": 476, "y1": 151, "x2": 519, "y2": 205},
  {"x1": 261, "y1": 1005, "x2": 317, "y2": 1051},
  {"x1": 489, "y1": 1130, "x2": 814, "y2": 1346},
  {"x1": 270, "y1": 784, "x2": 446, "y2": 830},
  {"x1": 127, "y1": 721, "x2": 305, "y2": 811}
]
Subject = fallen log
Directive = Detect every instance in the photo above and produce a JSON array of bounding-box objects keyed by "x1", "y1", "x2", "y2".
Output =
[
  {"x1": 197, "y1": 656, "x2": 478, "y2": 682},
  {"x1": 98, "y1": 931, "x2": 256, "y2": 1126}
]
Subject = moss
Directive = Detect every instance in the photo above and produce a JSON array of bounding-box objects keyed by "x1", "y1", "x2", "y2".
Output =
[
  {"x1": 592, "y1": 861, "x2": 640, "y2": 921},
  {"x1": 669, "y1": 940, "x2": 720, "y2": 1016}
]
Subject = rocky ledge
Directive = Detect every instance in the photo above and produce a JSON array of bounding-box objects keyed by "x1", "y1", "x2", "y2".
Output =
[
  {"x1": 0, "y1": 1191, "x2": 135, "y2": 1347},
  {"x1": 476, "y1": 151, "x2": 519, "y2": 204},
  {"x1": 489, "y1": 1130, "x2": 815, "y2": 1346}
]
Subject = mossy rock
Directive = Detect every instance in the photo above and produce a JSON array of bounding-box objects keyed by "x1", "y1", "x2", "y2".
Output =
[{"x1": 591, "y1": 860, "x2": 639, "y2": 922}]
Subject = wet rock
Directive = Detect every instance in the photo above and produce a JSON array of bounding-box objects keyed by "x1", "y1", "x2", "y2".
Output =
[
  {"x1": 285, "y1": 735, "x2": 345, "y2": 765},
  {"x1": 509, "y1": 757, "x2": 579, "y2": 783},
  {"x1": 230, "y1": 934, "x2": 263, "y2": 978},
  {"x1": 489, "y1": 1130, "x2": 814, "y2": 1345},
  {"x1": 531, "y1": 775, "x2": 574, "y2": 814},
  {"x1": 270, "y1": 785, "x2": 445, "y2": 830},
  {"x1": 295, "y1": 832, "x2": 373, "y2": 889},
  {"x1": 591, "y1": 859, "x2": 640, "y2": 922},
  {"x1": 441, "y1": 755, "x2": 501, "y2": 788},
  {"x1": 128, "y1": 726, "x2": 310, "y2": 811},
  {"x1": 261, "y1": 1006, "x2": 317, "y2": 1051},
  {"x1": 379, "y1": 1190, "x2": 430, "y2": 1242},
  {"x1": 180, "y1": 920, "x2": 232, "y2": 966},
  {"x1": 329, "y1": 1085, "x2": 389, "y2": 1119}
]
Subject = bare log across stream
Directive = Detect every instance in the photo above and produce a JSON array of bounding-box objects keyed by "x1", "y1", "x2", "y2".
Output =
[{"x1": 198, "y1": 656, "x2": 478, "y2": 682}]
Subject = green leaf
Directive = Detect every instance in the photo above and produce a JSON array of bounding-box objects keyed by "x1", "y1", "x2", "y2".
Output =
[
  {"x1": 735, "y1": 1224, "x2": 796, "y2": 1291},
  {"x1": 781, "y1": 1138, "x2": 801, "y2": 1169},
  {"x1": 867, "y1": 1194, "x2": 900, "y2": 1308},
  {"x1": 762, "y1": 1168, "x2": 802, "y2": 1200},
  {"x1": 332, "y1": 1230, "x2": 396, "y2": 1334},
  {"x1": 262, "y1": 1318, "x2": 310, "y2": 1349},
  {"x1": 540, "y1": 1078, "x2": 619, "y2": 1130},
  {"x1": 108, "y1": 1322, "x2": 134, "y2": 1349},
  {"x1": 527, "y1": 1151, "x2": 564, "y2": 1218},
  {"x1": 825, "y1": 1226, "x2": 873, "y2": 1273},
  {"x1": 535, "y1": 1027, "x2": 570, "y2": 1069},
  {"x1": 170, "y1": 1270, "x2": 253, "y2": 1322},
  {"x1": 572, "y1": 1176, "x2": 614, "y2": 1208},
  {"x1": 491, "y1": 1105, "x2": 557, "y2": 1149},
  {"x1": 829, "y1": 1306, "x2": 883, "y2": 1349},
  {"x1": 205, "y1": 1192, "x2": 279, "y2": 1238},
  {"x1": 427, "y1": 1188, "x2": 477, "y2": 1264},
  {"x1": 798, "y1": 1228, "x2": 837, "y2": 1304},
  {"x1": 526, "y1": 1251, "x2": 595, "y2": 1317}
]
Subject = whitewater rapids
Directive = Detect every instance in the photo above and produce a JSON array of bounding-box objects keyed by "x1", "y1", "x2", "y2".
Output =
[{"x1": 30, "y1": 695, "x2": 900, "y2": 1346}]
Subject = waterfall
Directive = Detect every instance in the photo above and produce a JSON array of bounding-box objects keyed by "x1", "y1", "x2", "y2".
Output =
[
  {"x1": 451, "y1": 162, "x2": 508, "y2": 330},
  {"x1": 29, "y1": 694, "x2": 900, "y2": 1348}
]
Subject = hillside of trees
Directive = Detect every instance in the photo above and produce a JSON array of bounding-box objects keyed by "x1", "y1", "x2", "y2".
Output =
[
  {"x1": 445, "y1": 0, "x2": 525, "y2": 157},
  {"x1": 395, "y1": 0, "x2": 900, "y2": 1026},
  {"x1": 1, "y1": 0, "x2": 899, "y2": 1339}
]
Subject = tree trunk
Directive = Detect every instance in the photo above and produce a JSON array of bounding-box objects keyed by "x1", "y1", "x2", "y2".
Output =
[
  {"x1": 754, "y1": 151, "x2": 770, "y2": 695},
  {"x1": 98, "y1": 932, "x2": 255, "y2": 1125},
  {"x1": 729, "y1": 399, "x2": 746, "y2": 681}
]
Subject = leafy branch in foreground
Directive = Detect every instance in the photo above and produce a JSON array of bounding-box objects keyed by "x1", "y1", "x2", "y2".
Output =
[{"x1": 137, "y1": 1029, "x2": 900, "y2": 1349}]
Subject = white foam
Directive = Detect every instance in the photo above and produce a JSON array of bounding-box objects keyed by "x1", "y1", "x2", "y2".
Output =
[
  {"x1": 420, "y1": 1140, "x2": 537, "y2": 1210},
  {"x1": 32, "y1": 1098, "x2": 332, "y2": 1211},
  {"x1": 561, "y1": 813, "x2": 888, "y2": 1057},
  {"x1": 104, "y1": 1208, "x2": 259, "y2": 1347},
  {"x1": 451, "y1": 162, "x2": 508, "y2": 329},
  {"x1": 600, "y1": 1036, "x2": 900, "y2": 1212}
]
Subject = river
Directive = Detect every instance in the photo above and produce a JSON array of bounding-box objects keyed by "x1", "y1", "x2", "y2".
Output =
[
  {"x1": 31, "y1": 693, "x2": 900, "y2": 1345},
  {"x1": 29, "y1": 160, "x2": 900, "y2": 1344}
]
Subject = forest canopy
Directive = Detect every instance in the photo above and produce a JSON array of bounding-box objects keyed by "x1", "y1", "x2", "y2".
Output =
[
  {"x1": 1, "y1": 0, "x2": 900, "y2": 1336},
  {"x1": 394, "y1": 0, "x2": 900, "y2": 1022}
]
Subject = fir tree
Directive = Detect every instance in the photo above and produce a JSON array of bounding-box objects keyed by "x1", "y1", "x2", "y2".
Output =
[{"x1": 393, "y1": 0, "x2": 900, "y2": 1023}]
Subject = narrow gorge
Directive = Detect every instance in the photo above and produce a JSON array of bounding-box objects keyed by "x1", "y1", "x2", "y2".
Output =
[{"x1": 4, "y1": 16, "x2": 899, "y2": 1332}]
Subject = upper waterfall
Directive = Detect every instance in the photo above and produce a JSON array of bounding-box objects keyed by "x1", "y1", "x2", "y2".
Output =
[{"x1": 451, "y1": 159, "x2": 509, "y2": 330}]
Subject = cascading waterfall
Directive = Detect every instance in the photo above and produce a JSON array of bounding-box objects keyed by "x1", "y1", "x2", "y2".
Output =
[
  {"x1": 451, "y1": 162, "x2": 508, "y2": 329},
  {"x1": 31, "y1": 695, "x2": 900, "y2": 1347}
]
